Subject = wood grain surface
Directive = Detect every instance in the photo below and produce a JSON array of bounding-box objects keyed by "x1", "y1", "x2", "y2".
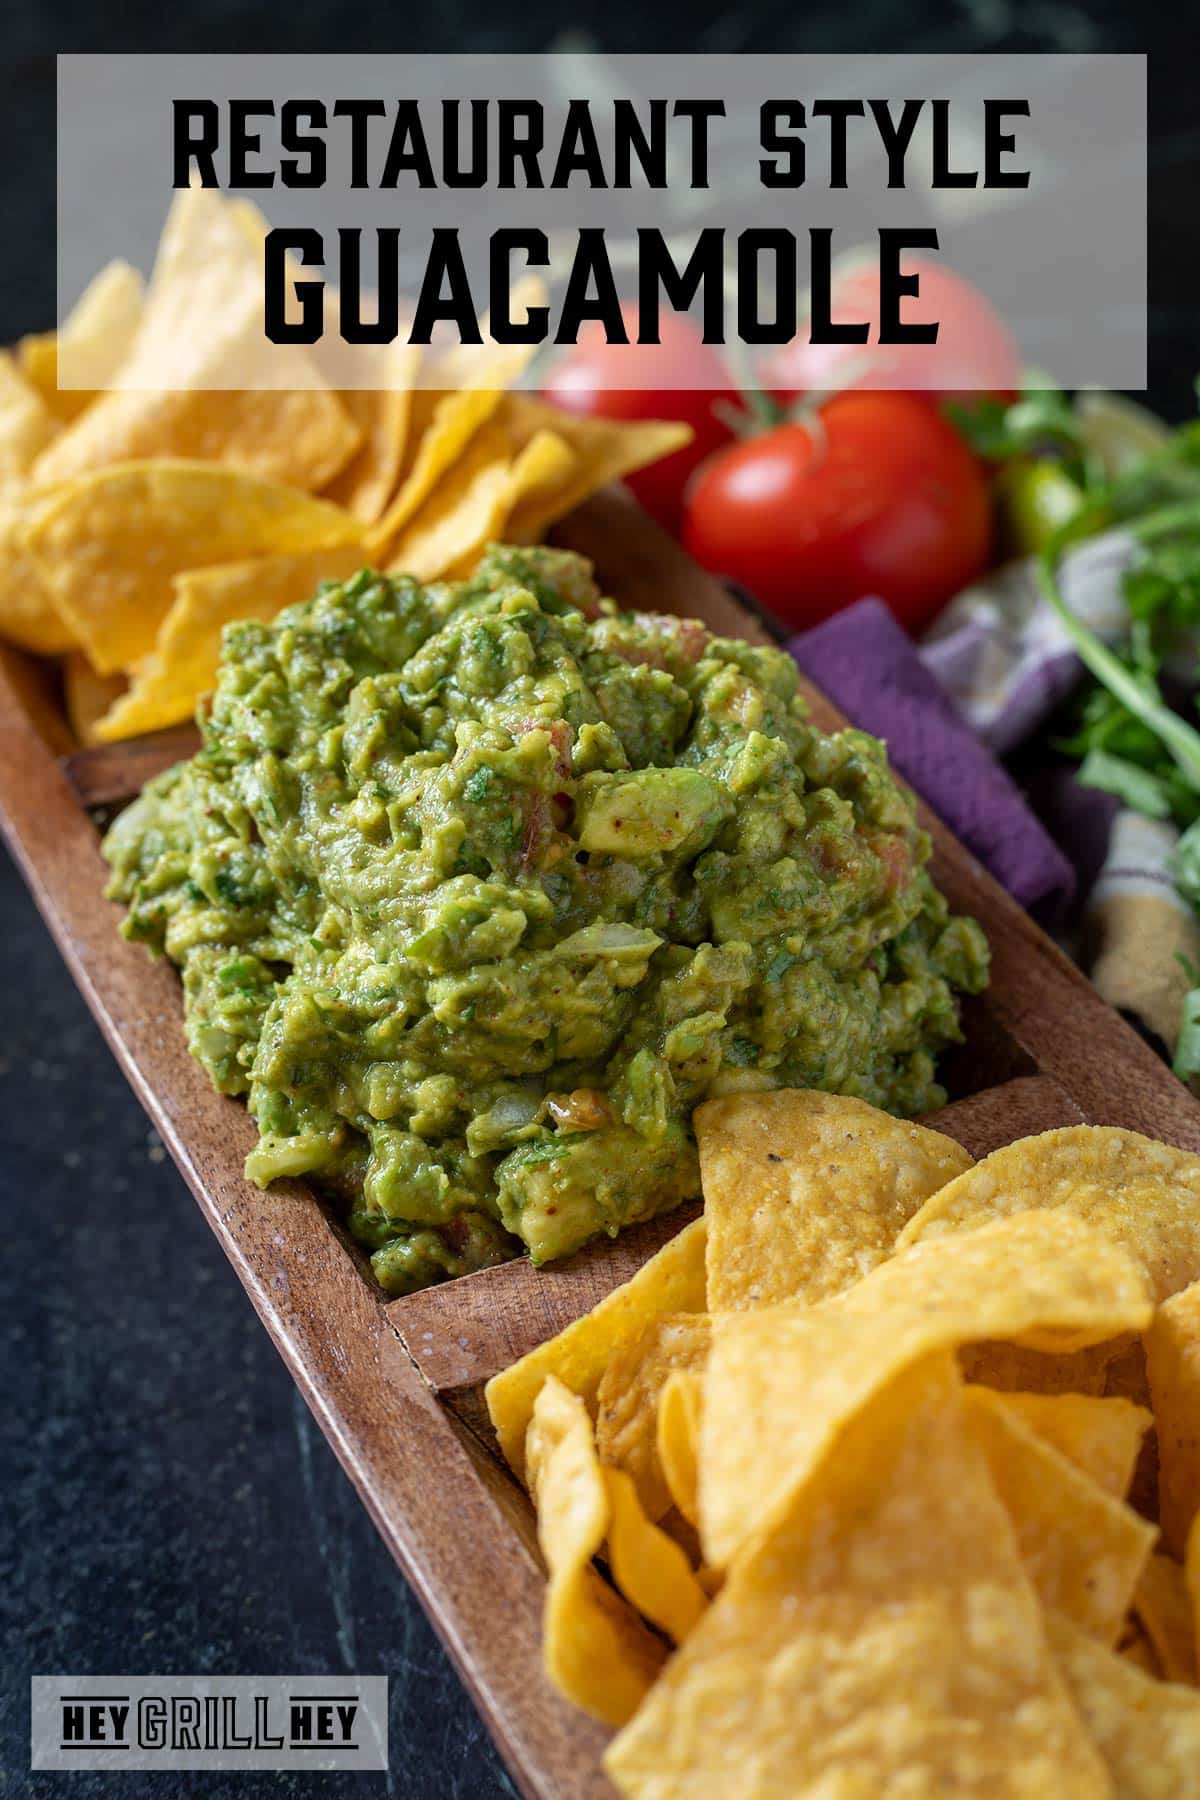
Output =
[{"x1": 3, "y1": 486, "x2": 1199, "y2": 1800}]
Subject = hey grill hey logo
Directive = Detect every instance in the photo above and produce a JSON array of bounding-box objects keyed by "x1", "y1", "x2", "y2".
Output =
[{"x1": 32, "y1": 1676, "x2": 388, "y2": 1771}]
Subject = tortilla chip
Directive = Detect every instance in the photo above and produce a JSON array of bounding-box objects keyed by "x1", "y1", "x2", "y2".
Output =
[
  {"x1": 505, "y1": 395, "x2": 693, "y2": 543},
  {"x1": 63, "y1": 652, "x2": 128, "y2": 746},
  {"x1": 960, "y1": 1337, "x2": 1121, "y2": 1396},
  {"x1": 699, "y1": 1211, "x2": 1151, "y2": 1569},
  {"x1": 822, "y1": 1214, "x2": 1149, "y2": 1359},
  {"x1": 32, "y1": 389, "x2": 360, "y2": 500},
  {"x1": 1104, "y1": 1333, "x2": 1154, "y2": 1403},
  {"x1": 366, "y1": 277, "x2": 547, "y2": 557},
  {"x1": 0, "y1": 353, "x2": 61, "y2": 488},
  {"x1": 24, "y1": 461, "x2": 362, "y2": 674},
  {"x1": 526, "y1": 1376, "x2": 666, "y2": 1727},
  {"x1": 1117, "y1": 1613, "x2": 1163, "y2": 1676},
  {"x1": 607, "y1": 1355, "x2": 1110, "y2": 1799},
  {"x1": 897, "y1": 1125, "x2": 1200, "y2": 1304},
  {"x1": 367, "y1": 388, "x2": 501, "y2": 558},
  {"x1": 603, "y1": 1467, "x2": 708, "y2": 1647},
  {"x1": 1133, "y1": 1552, "x2": 1198, "y2": 1685},
  {"x1": 323, "y1": 347, "x2": 421, "y2": 524},
  {"x1": 443, "y1": 429, "x2": 578, "y2": 579},
  {"x1": 384, "y1": 421, "x2": 521, "y2": 581},
  {"x1": 965, "y1": 1386, "x2": 1155, "y2": 1642},
  {"x1": 92, "y1": 544, "x2": 365, "y2": 741},
  {"x1": 1048, "y1": 1611, "x2": 1200, "y2": 1797},
  {"x1": 595, "y1": 1313, "x2": 711, "y2": 1521},
  {"x1": 656, "y1": 1504, "x2": 704, "y2": 1558},
  {"x1": 384, "y1": 421, "x2": 576, "y2": 583},
  {"x1": 485, "y1": 1216, "x2": 707, "y2": 1481},
  {"x1": 32, "y1": 188, "x2": 360, "y2": 494},
  {"x1": 696, "y1": 1088, "x2": 972, "y2": 1310},
  {"x1": 1146, "y1": 1279, "x2": 1200, "y2": 1557},
  {"x1": 1189, "y1": 1516, "x2": 1200, "y2": 1672},
  {"x1": 19, "y1": 259, "x2": 145, "y2": 422},
  {"x1": 984, "y1": 1390, "x2": 1152, "y2": 1500},
  {"x1": 656, "y1": 1370, "x2": 703, "y2": 1529},
  {"x1": 0, "y1": 493, "x2": 75, "y2": 655},
  {"x1": 0, "y1": 352, "x2": 63, "y2": 653}
]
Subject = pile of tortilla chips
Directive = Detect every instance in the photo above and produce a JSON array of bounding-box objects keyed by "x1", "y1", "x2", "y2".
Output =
[
  {"x1": 0, "y1": 185, "x2": 690, "y2": 745},
  {"x1": 486, "y1": 1089, "x2": 1200, "y2": 1797}
]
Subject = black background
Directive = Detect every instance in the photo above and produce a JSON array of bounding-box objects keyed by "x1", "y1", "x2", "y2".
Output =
[{"x1": 2, "y1": 9, "x2": 1197, "y2": 1797}]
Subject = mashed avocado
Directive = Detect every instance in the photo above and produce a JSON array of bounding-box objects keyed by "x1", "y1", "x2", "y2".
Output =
[{"x1": 104, "y1": 546, "x2": 988, "y2": 1294}]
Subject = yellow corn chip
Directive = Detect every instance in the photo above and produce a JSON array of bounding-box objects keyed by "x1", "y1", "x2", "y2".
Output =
[
  {"x1": 696, "y1": 1088, "x2": 972, "y2": 1310},
  {"x1": 366, "y1": 387, "x2": 501, "y2": 557},
  {"x1": 63, "y1": 652, "x2": 128, "y2": 746},
  {"x1": 24, "y1": 461, "x2": 362, "y2": 674},
  {"x1": 385, "y1": 421, "x2": 525, "y2": 582},
  {"x1": 32, "y1": 188, "x2": 360, "y2": 494},
  {"x1": 19, "y1": 258, "x2": 145, "y2": 423},
  {"x1": 323, "y1": 346, "x2": 421, "y2": 524},
  {"x1": 366, "y1": 276, "x2": 547, "y2": 556},
  {"x1": 527, "y1": 1376, "x2": 665, "y2": 1728},
  {"x1": 32, "y1": 389, "x2": 361, "y2": 499},
  {"x1": 505, "y1": 395, "x2": 693, "y2": 543},
  {"x1": 0, "y1": 494, "x2": 75, "y2": 655},
  {"x1": 92, "y1": 544, "x2": 365, "y2": 741},
  {"x1": 700, "y1": 1211, "x2": 1151, "y2": 1569},
  {"x1": 1146, "y1": 1279, "x2": 1200, "y2": 1557},
  {"x1": 607, "y1": 1356, "x2": 1110, "y2": 1800},
  {"x1": 657, "y1": 1370, "x2": 703, "y2": 1529},
  {"x1": 984, "y1": 1390, "x2": 1152, "y2": 1499},
  {"x1": 1049, "y1": 1611, "x2": 1200, "y2": 1798},
  {"x1": 1132, "y1": 1552, "x2": 1198, "y2": 1685},
  {"x1": 1189, "y1": 1515, "x2": 1200, "y2": 1674},
  {"x1": 960, "y1": 1336, "x2": 1123, "y2": 1396},
  {"x1": 966, "y1": 1386, "x2": 1155, "y2": 1642},
  {"x1": 0, "y1": 349, "x2": 67, "y2": 653},
  {"x1": 0, "y1": 353, "x2": 61, "y2": 488},
  {"x1": 655, "y1": 1507, "x2": 705, "y2": 1570},
  {"x1": 485, "y1": 1215, "x2": 707, "y2": 1480},
  {"x1": 897, "y1": 1124, "x2": 1200, "y2": 1303},
  {"x1": 603, "y1": 1467, "x2": 708, "y2": 1647},
  {"x1": 1117, "y1": 1613, "x2": 1162, "y2": 1676},
  {"x1": 444, "y1": 429, "x2": 578, "y2": 579},
  {"x1": 595, "y1": 1313, "x2": 711, "y2": 1521},
  {"x1": 384, "y1": 420, "x2": 576, "y2": 583}
]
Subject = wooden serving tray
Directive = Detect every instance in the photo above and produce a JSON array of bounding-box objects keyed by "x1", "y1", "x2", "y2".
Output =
[{"x1": 4, "y1": 487, "x2": 1200, "y2": 1798}]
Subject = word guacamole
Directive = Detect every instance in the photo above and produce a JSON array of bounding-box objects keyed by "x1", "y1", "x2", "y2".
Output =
[{"x1": 104, "y1": 546, "x2": 987, "y2": 1293}]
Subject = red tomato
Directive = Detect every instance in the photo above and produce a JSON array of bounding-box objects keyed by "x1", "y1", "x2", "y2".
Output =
[
  {"x1": 763, "y1": 257, "x2": 1021, "y2": 404},
  {"x1": 542, "y1": 308, "x2": 740, "y2": 531},
  {"x1": 681, "y1": 391, "x2": 992, "y2": 633}
]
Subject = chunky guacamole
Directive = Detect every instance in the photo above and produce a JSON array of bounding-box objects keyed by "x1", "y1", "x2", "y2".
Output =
[{"x1": 104, "y1": 546, "x2": 988, "y2": 1293}]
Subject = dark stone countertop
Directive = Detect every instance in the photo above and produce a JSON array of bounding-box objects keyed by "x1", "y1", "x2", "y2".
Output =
[{"x1": 0, "y1": 847, "x2": 513, "y2": 1798}]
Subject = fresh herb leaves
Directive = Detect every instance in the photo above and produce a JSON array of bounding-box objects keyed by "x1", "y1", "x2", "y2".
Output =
[{"x1": 949, "y1": 382, "x2": 1087, "y2": 467}]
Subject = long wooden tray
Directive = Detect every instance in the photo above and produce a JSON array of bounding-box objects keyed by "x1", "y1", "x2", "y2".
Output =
[{"x1": 4, "y1": 487, "x2": 1199, "y2": 1798}]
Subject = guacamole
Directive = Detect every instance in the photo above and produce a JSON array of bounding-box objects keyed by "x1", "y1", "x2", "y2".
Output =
[{"x1": 104, "y1": 546, "x2": 988, "y2": 1294}]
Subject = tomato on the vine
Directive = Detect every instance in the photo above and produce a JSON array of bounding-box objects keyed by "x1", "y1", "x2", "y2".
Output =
[
  {"x1": 542, "y1": 307, "x2": 740, "y2": 531},
  {"x1": 681, "y1": 391, "x2": 992, "y2": 634}
]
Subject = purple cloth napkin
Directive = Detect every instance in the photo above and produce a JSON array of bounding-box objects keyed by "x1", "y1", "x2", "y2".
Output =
[{"x1": 789, "y1": 598, "x2": 1076, "y2": 922}]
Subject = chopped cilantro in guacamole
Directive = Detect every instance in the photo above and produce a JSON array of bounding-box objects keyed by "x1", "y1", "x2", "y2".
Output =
[{"x1": 103, "y1": 546, "x2": 988, "y2": 1294}]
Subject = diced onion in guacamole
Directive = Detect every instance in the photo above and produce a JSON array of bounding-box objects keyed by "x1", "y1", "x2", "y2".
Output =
[{"x1": 104, "y1": 545, "x2": 988, "y2": 1294}]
